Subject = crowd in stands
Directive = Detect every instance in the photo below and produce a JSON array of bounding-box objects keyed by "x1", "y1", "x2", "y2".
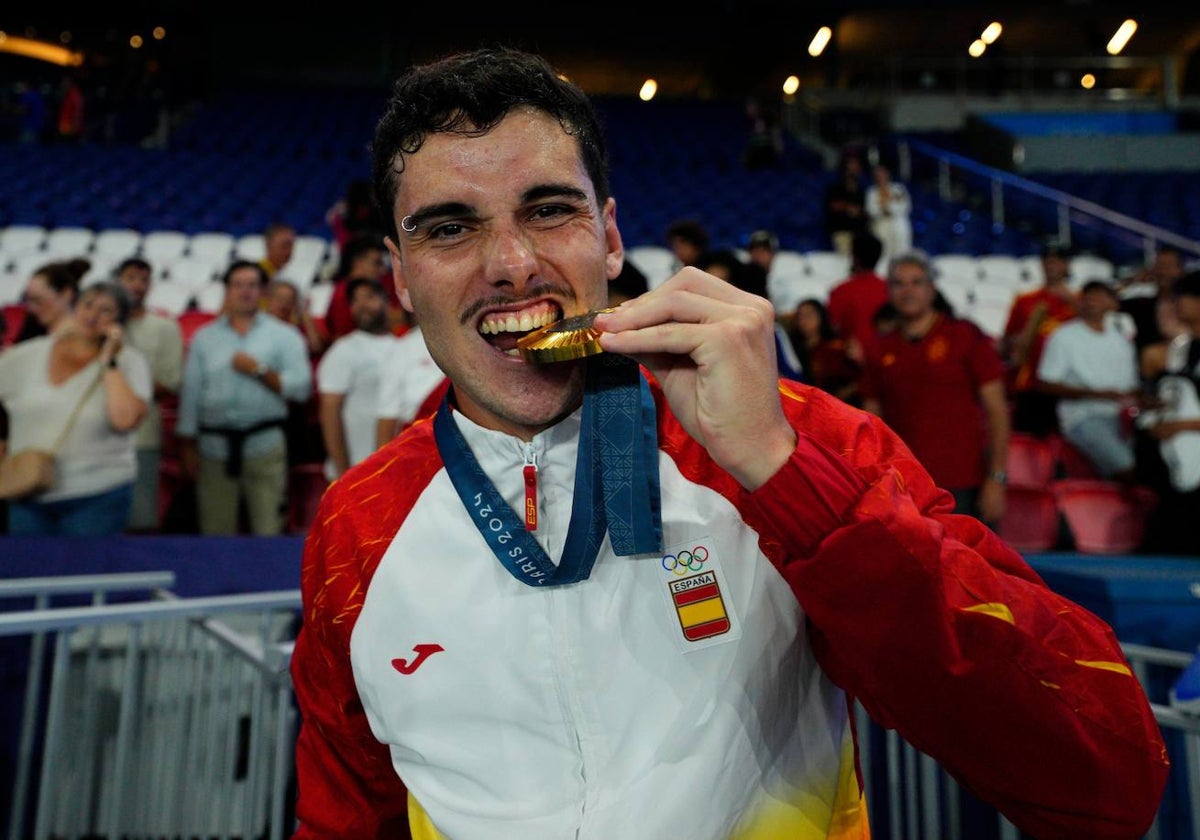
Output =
[{"x1": 1, "y1": 158, "x2": 1198, "y2": 556}]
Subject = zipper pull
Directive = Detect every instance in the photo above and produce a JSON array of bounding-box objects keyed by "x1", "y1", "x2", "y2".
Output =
[{"x1": 523, "y1": 443, "x2": 538, "y2": 532}]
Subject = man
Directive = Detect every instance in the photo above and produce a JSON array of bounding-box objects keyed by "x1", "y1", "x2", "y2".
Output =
[
  {"x1": 1118, "y1": 244, "x2": 1188, "y2": 355},
  {"x1": 291, "y1": 47, "x2": 1166, "y2": 840},
  {"x1": 860, "y1": 251, "x2": 1010, "y2": 527},
  {"x1": 1036, "y1": 280, "x2": 1142, "y2": 481},
  {"x1": 175, "y1": 260, "x2": 311, "y2": 534},
  {"x1": 315, "y1": 278, "x2": 398, "y2": 480},
  {"x1": 1000, "y1": 240, "x2": 1078, "y2": 436},
  {"x1": 322, "y1": 232, "x2": 396, "y2": 341},
  {"x1": 745, "y1": 228, "x2": 778, "y2": 277},
  {"x1": 372, "y1": 319, "x2": 447, "y2": 449},
  {"x1": 114, "y1": 257, "x2": 184, "y2": 531},
  {"x1": 664, "y1": 218, "x2": 710, "y2": 271},
  {"x1": 258, "y1": 221, "x2": 296, "y2": 279},
  {"x1": 1141, "y1": 271, "x2": 1200, "y2": 555},
  {"x1": 826, "y1": 229, "x2": 889, "y2": 361}
]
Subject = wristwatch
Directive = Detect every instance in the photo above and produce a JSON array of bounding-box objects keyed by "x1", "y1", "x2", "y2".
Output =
[
  {"x1": 106, "y1": 356, "x2": 119, "y2": 369},
  {"x1": 988, "y1": 470, "x2": 1008, "y2": 485},
  {"x1": 253, "y1": 362, "x2": 270, "y2": 380}
]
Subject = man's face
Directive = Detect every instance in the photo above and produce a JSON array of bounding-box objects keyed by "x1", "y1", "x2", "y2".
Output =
[
  {"x1": 1175, "y1": 293, "x2": 1200, "y2": 327},
  {"x1": 117, "y1": 266, "x2": 151, "y2": 309},
  {"x1": 266, "y1": 283, "x2": 298, "y2": 320},
  {"x1": 888, "y1": 262, "x2": 935, "y2": 319},
  {"x1": 349, "y1": 284, "x2": 388, "y2": 333},
  {"x1": 384, "y1": 108, "x2": 623, "y2": 438},
  {"x1": 1079, "y1": 286, "x2": 1117, "y2": 320},
  {"x1": 225, "y1": 267, "x2": 265, "y2": 316},
  {"x1": 266, "y1": 229, "x2": 295, "y2": 267},
  {"x1": 1042, "y1": 253, "x2": 1069, "y2": 285},
  {"x1": 350, "y1": 247, "x2": 387, "y2": 280}
]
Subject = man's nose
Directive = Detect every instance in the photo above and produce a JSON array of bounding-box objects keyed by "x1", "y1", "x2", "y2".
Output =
[{"x1": 483, "y1": 224, "x2": 538, "y2": 290}]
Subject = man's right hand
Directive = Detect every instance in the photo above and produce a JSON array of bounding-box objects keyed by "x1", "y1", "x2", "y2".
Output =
[{"x1": 178, "y1": 438, "x2": 200, "y2": 481}]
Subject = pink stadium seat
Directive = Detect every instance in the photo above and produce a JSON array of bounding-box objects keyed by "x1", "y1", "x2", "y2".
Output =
[
  {"x1": 1050, "y1": 479, "x2": 1157, "y2": 555},
  {"x1": 1048, "y1": 434, "x2": 1100, "y2": 480},
  {"x1": 1006, "y1": 433, "x2": 1058, "y2": 487},
  {"x1": 996, "y1": 485, "x2": 1061, "y2": 553}
]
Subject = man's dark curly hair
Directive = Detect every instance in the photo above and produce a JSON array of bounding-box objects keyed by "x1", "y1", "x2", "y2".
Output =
[{"x1": 369, "y1": 46, "x2": 611, "y2": 243}]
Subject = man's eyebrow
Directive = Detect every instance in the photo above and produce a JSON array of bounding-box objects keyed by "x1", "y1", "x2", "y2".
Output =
[
  {"x1": 401, "y1": 202, "x2": 476, "y2": 233},
  {"x1": 523, "y1": 184, "x2": 589, "y2": 204}
]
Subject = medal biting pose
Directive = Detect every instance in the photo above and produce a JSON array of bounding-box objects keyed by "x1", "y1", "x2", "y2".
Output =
[{"x1": 291, "y1": 47, "x2": 1167, "y2": 840}]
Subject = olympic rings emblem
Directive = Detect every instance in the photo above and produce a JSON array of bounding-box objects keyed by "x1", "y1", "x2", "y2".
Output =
[{"x1": 661, "y1": 546, "x2": 710, "y2": 575}]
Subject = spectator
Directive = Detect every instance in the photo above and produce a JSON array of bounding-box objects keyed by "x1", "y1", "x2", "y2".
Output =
[
  {"x1": 745, "y1": 228, "x2": 778, "y2": 278},
  {"x1": 608, "y1": 257, "x2": 649, "y2": 305},
  {"x1": 265, "y1": 278, "x2": 329, "y2": 358},
  {"x1": 1119, "y1": 245, "x2": 1188, "y2": 355},
  {"x1": 56, "y1": 74, "x2": 85, "y2": 144},
  {"x1": 861, "y1": 251, "x2": 1010, "y2": 528},
  {"x1": 316, "y1": 278, "x2": 398, "y2": 481},
  {"x1": 1035, "y1": 280, "x2": 1143, "y2": 482},
  {"x1": 322, "y1": 232, "x2": 396, "y2": 341},
  {"x1": 1140, "y1": 271, "x2": 1200, "y2": 555},
  {"x1": 826, "y1": 230, "x2": 888, "y2": 361},
  {"x1": 326, "y1": 177, "x2": 384, "y2": 250},
  {"x1": 785, "y1": 297, "x2": 862, "y2": 406},
  {"x1": 175, "y1": 261, "x2": 312, "y2": 535},
  {"x1": 1000, "y1": 240, "x2": 1078, "y2": 436},
  {"x1": 0, "y1": 282, "x2": 150, "y2": 535},
  {"x1": 741, "y1": 96, "x2": 783, "y2": 170},
  {"x1": 822, "y1": 151, "x2": 869, "y2": 258},
  {"x1": 865, "y1": 162, "x2": 913, "y2": 269},
  {"x1": 115, "y1": 257, "x2": 184, "y2": 531},
  {"x1": 15, "y1": 258, "x2": 88, "y2": 343},
  {"x1": 372, "y1": 320, "x2": 447, "y2": 449},
  {"x1": 664, "y1": 218, "x2": 710, "y2": 271},
  {"x1": 259, "y1": 221, "x2": 296, "y2": 279}
]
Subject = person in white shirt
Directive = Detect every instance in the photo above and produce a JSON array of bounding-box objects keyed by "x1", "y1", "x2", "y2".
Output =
[
  {"x1": 865, "y1": 162, "x2": 913, "y2": 270},
  {"x1": 316, "y1": 278, "x2": 398, "y2": 480},
  {"x1": 116, "y1": 257, "x2": 184, "y2": 531},
  {"x1": 373, "y1": 322, "x2": 447, "y2": 449},
  {"x1": 1036, "y1": 280, "x2": 1143, "y2": 480}
]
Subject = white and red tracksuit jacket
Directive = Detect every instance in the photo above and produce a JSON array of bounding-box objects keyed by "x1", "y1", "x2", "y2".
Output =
[{"x1": 291, "y1": 376, "x2": 1167, "y2": 840}]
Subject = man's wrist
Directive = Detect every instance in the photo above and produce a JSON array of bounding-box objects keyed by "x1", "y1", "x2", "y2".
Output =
[{"x1": 986, "y1": 470, "x2": 1007, "y2": 485}]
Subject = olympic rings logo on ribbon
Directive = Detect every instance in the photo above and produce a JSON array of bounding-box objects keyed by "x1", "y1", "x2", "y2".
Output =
[{"x1": 661, "y1": 546, "x2": 710, "y2": 575}]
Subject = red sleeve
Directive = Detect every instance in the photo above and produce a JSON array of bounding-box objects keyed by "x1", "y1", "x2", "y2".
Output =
[
  {"x1": 291, "y1": 498, "x2": 413, "y2": 839},
  {"x1": 1002, "y1": 294, "x2": 1029, "y2": 339},
  {"x1": 738, "y1": 383, "x2": 1168, "y2": 840},
  {"x1": 826, "y1": 284, "x2": 849, "y2": 338},
  {"x1": 324, "y1": 280, "x2": 354, "y2": 341}
]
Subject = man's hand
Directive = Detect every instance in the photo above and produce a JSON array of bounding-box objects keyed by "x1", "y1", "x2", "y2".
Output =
[
  {"x1": 231, "y1": 351, "x2": 261, "y2": 378},
  {"x1": 595, "y1": 267, "x2": 796, "y2": 491}
]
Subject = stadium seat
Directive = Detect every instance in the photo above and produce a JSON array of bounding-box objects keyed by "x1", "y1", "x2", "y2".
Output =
[
  {"x1": 92, "y1": 228, "x2": 142, "y2": 261},
  {"x1": 1006, "y1": 433, "x2": 1058, "y2": 487},
  {"x1": 1049, "y1": 434, "x2": 1100, "y2": 479},
  {"x1": 141, "y1": 230, "x2": 190, "y2": 266},
  {"x1": 234, "y1": 233, "x2": 266, "y2": 262},
  {"x1": 1050, "y1": 479, "x2": 1157, "y2": 554},
  {"x1": 187, "y1": 232, "x2": 236, "y2": 267},
  {"x1": 975, "y1": 254, "x2": 1025, "y2": 289},
  {"x1": 193, "y1": 281, "x2": 227, "y2": 315},
  {"x1": 765, "y1": 250, "x2": 811, "y2": 314},
  {"x1": 177, "y1": 309, "x2": 218, "y2": 349},
  {"x1": 802, "y1": 250, "x2": 850, "y2": 289},
  {"x1": 44, "y1": 226, "x2": 96, "y2": 259},
  {"x1": 165, "y1": 257, "x2": 221, "y2": 290},
  {"x1": 146, "y1": 281, "x2": 196, "y2": 318},
  {"x1": 996, "y1": 485, "x2": 1061, "y2": 553},
  {"x1": 0, "y1": 225, "x2": 48, "y2": 254},
  {"x1": 2, "y1": 303, "x2": 27, "y2": 346}
]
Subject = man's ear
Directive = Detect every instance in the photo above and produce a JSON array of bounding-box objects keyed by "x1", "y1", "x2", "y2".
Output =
[
  {"x1": 384, "y1": 236, "x2": 413, "y2": 312},
  {"x1": 603, "y1": 197, "x2": 625, "y2": 281}
]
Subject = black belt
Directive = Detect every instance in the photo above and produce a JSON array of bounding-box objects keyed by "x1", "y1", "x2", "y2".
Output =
[{"x1": 199, "y1": 418, "x2": 286, "y2": 477}]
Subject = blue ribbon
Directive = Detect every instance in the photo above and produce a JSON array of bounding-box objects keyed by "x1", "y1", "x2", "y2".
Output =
[{"x1": 434, "y1": 354, "x2": 662, "y2": 587}]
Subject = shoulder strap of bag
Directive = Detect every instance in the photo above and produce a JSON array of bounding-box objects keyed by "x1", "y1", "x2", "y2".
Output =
[{"x1": 51, "y1": 370, "x2": 105, "y2": 453}]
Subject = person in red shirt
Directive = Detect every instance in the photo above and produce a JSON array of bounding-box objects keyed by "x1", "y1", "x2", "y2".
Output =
[
  {"x1": 1000, "y1": 241, "x2": 1079, "y2": 436},
  {"x1": 324, "y1": 232, "x2": 408, "y2": 340},
  {"x1": 862, "y1": 251, "x2": 1011, "y2": 527},
  {"x1": 826, "y1": 230, "x2": 888, "y2": 361}
]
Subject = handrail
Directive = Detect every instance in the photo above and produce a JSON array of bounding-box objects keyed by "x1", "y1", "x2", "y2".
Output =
[
  {"x1": 0, "y1": 571, "x2": 176, "y2": 599},
  {"x1": 0, "y1": 589, "x2": 301, "y2": 635},
  {"x1": 902, "y1": 137, "x2": 1200, "y2": 261}
]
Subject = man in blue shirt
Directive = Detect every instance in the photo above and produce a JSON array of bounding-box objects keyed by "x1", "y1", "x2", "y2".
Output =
[{"x1": 176, "y1": 260, "x2": 312, "y2": 534}]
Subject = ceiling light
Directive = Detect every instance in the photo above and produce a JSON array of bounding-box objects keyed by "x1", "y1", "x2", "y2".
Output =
[
  {"x1": 1107, "y1": 19, "x2": 1137, "y2": 55},
  {"x1": 639, "y1": 79, "x2": 657, "y2": 101},
  {"x1": 782, "y1": 75, "x2": 800, "y2": 96},
  {"x1": 969, "y1": 39, "x2": 986, "y2": 58},
  {"x1": 808, "y1": 27, "x2": 831, "y2": 58},
  {"x1": 981, "y1": 22, "x2": 1002, "y2": 44}
]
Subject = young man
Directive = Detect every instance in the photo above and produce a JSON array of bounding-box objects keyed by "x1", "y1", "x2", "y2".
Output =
[
  {"x1": 291, "y1": 48, "x2": 1166, "y2": 840},
  {"x1": 315, "y1": 278, "x2": 398, "y2": 480},
  {"x1": 1036, "y1": 280, "x2": 1142, "y2": 481}
]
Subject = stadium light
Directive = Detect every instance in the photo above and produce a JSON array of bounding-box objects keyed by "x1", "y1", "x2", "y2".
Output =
[
  {"x1": 0, "y1": 33, "x2": 83, "y2": 66},
  {"x1": 808, "y1": 26, "x2": 831, "y2": 57},
  {"x1": 981, "y1": 22, "x2": 1002, "y2": 45},
  {"x1": 1107, "y1": 19, "x2": 1137, "y2": 55},
  {"x1": 639, "y1": 79, "x2": 657, "y2": 102}
]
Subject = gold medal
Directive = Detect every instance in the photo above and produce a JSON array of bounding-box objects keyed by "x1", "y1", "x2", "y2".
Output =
[{"x1": 517, "y1": 307, "x2": 616, "y2": 364}]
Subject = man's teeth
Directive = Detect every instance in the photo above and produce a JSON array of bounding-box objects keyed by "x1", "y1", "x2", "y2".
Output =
[{"x1": 480, "y1": 309, "x2": 558, "y2": 335}]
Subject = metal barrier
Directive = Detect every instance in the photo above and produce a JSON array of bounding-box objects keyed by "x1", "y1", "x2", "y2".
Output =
[
  {"x1": 0, "y1": 583, "x2": 300, "y2": 840},
  {"x1": 3, "y1": 572, "x2": 1194, "y2": 840}
]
